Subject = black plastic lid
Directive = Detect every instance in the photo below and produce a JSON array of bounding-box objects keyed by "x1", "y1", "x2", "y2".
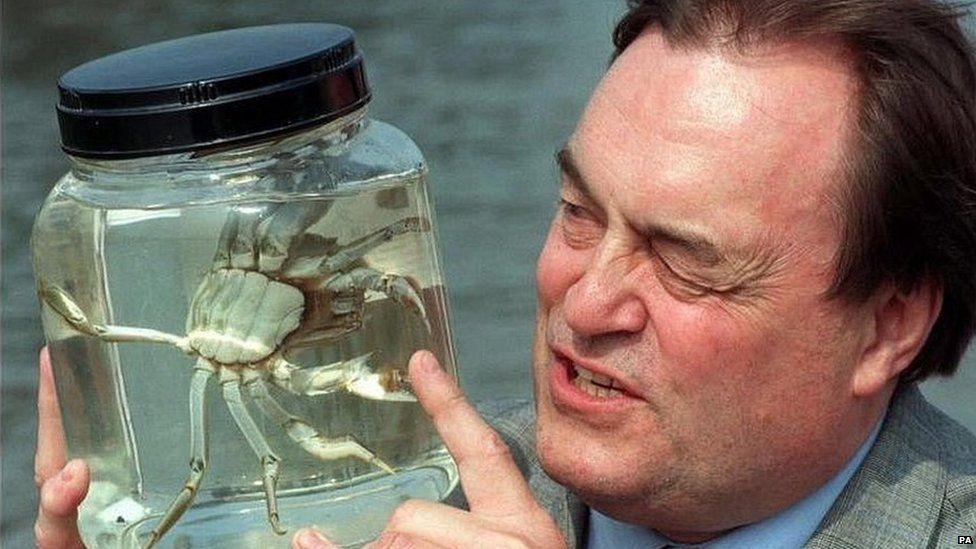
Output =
[{"x1": 57, "y1": 23, "x2": 370, "y2": 159}]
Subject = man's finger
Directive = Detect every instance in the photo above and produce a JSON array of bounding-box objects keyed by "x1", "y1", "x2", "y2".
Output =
[
  {"x1": 378, "y1": 499, "x2": 507, "y2": 548},
  {"x1": 367, "y1": 530, "x2": 445, "y2": 549},
  {"x1": 35, "y1": 459, "x2": 89, "y2": 549},
  {"x1": 35, "y1": 347, "x2": 67, "y2": 487},
  {"x1": 408, "y1": 351, "x2": 536, "y2": 514},
  {"x1": 291, "y1": 527, "x2": 340, "y2": 549}
]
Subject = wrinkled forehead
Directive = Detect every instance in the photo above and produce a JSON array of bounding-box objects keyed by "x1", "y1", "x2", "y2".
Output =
[
  {"x1": 569, "y1": 30, "x2": 859, "y2": 218},
  {"x1": 597, "y1": 31, "x2": 858, "y2": 142}
]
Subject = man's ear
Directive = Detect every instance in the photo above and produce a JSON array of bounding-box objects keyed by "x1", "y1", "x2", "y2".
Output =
[{"x1": 851, "y1": 278, "x2": 943, "y2": 397}]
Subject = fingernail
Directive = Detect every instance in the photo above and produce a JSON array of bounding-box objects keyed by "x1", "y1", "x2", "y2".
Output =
[
  {"x1": 295, "y1": 528, "x2": 331, "y2": 549},
  {"x1": 417, "y1": 351, "x2": 439, "y2": 374}
]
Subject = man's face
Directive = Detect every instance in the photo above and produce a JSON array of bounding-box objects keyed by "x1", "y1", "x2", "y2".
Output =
[{"x1": 533, "y1": 32, "x2": 873, "y2": 534}]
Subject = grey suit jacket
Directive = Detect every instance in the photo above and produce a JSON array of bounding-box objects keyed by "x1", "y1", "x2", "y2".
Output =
[{"x1": 458, "y1": 385, "x2": 976, "y2": 548}]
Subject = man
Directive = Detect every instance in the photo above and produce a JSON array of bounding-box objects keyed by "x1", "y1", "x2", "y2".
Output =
[{"x1": 36, "y1": 1, "x2": 976, "y2": 547}]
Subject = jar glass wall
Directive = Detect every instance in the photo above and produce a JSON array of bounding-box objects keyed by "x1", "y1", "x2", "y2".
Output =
[{"x1": 32, "y1": 108, "x2": 460, "y2": 548}]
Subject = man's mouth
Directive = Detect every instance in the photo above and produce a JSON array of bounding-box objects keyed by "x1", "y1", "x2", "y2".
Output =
[
  {"x1": 546, "y1": 347, "x2": 642, "y2": 414},
  {"x1": 569, "y1": 362, "x2": 625, "y2": 399}
]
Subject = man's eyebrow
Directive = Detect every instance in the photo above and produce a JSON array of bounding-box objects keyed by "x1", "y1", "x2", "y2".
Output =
[
  {"x1": 644, "y1": 224, "x2": 725, "y2": 266},
  {"x1": 554, "y1": 145, "x2": 726, "y2": 266},
  {"x1": 555, "y1": 146, "x2": 599, "y2": 205}
]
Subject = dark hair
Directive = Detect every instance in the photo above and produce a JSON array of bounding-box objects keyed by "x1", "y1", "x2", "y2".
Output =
[{"x1": 612, "y1": 0, "x2": 976, "y2": 383}]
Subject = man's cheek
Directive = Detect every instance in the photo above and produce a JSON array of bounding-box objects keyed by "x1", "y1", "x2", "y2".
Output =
[{"x1": 652, "y1": 305, "x2": 765, "y2": 386}]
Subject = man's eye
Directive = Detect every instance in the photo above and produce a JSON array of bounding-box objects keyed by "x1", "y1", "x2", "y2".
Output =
[
  {"x1": 655, "y1": 254, "x2": 713, "y2": 297},
  {"x1": 558, "y1": 198, "x2": 589, "y2": 220},
  {"x1": 556, "y1": 198, "x2": 602, "y2": 248}
]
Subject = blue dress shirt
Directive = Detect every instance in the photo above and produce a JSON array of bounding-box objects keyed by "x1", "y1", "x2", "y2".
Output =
[{"x1": 587, "y1": 415, "x2": 886, "y2": 548}]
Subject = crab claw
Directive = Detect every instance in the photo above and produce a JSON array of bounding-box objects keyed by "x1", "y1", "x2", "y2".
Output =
[
  {"x1": 346, "y1": 368, "x2": 417, "y2": 402},
  {"x1": 280, "y1": 353, "x2": 416, "y2": 402},
  {"x1": 383, "y1": 275, "x2": 431, "y2": 333},
  {"x1": 337, "y1": 352, "x2": 416, "y2": 402}
]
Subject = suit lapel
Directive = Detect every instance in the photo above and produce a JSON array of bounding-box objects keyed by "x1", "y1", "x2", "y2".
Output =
[
  {"x1": 805, "y1": 385, "x2": 946, "y2": 548},
  {"x1": 526, "y1": 462, "x2": 589, "y2": 548}
]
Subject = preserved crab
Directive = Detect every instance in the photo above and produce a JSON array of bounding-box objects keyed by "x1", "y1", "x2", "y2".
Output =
[{"x1": 38, "y1": 200, "x2": 432, "y2": 547}]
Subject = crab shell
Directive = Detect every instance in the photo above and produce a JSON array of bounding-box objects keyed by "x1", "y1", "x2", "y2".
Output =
[{"x1": 186, "y1": 268, "x2": 304, "y2": 365}]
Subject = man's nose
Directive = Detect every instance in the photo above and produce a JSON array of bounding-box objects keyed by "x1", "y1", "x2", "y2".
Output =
[{"x1": 562, "y1": 263, "x2": 647, "y2": 337}]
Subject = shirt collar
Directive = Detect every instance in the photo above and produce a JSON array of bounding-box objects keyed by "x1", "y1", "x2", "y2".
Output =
[{"x1": 587, "y1": 413, "x2": 886, "y2": 549}]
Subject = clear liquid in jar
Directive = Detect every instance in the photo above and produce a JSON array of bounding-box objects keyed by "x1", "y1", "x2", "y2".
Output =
[{"x1": 33, "y1": 177, "x2": 460, "y2": 548}]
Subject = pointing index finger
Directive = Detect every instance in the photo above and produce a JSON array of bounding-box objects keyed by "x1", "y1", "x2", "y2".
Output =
[
  {"x1": 36, "y1": 347, "x2": 67, "y2": 487},
  {"x1": 408, "y1": 351, "x2": 535, "y2": 515}
]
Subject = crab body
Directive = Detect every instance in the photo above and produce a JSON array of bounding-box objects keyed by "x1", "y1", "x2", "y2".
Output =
[{"x1": 186, "y1": 268, "x2": 305, "y2": 366}]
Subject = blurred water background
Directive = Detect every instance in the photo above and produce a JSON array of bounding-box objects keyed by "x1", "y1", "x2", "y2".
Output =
[{"x1": 2, "y1": 2, "x2": 975, "y2": 547}]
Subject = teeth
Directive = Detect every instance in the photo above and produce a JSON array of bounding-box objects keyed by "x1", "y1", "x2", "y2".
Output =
[
  {"x1": 592, "y1": 372, "x2": 613, "y2": 386},
  {"x1": 573, "y1": 364, "x2": 619, "y2": 388},
  {"x1": 571, "y1": 363, "x2": 623, "y2": 398}
]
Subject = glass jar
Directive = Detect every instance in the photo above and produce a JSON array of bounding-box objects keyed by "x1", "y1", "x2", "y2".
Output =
[{"x1": 31, "y1": 24, "x2": 459, "y2": 549}]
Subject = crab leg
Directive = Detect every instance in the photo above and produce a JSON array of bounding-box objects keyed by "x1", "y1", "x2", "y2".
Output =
[
  {"x1": 281, "y1": 216, "x2": 431, "y2": 279},
  {"x1": 324, "y1": 216, "x2": 431, "y2": 273},
  {"x1": 322, "y1": 267, "x2": 431, "y2": 332},
  {"x1": 243, "y1": 373, "x2": 396, "y2": 474},
  {"x1": 213, "y1": 207, "x2": 241, "y2": 268},
  {"x1": 255, "y1": 201, "x2": 334, "y2": 272},
  {"x1": 145, "y1": 359, "x2": 213, "y2": 549},
  {"x1": 38, "y1": 281, "x2": 191, "y2": 353},
  {"x1": 220, "y1": 368, "x2": 286, "y2": 535},
  {"x1": 214, "y1": 203, "x2": 282, "y2": 269}
]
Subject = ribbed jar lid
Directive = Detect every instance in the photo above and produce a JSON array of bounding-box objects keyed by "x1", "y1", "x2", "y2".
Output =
[{"x1": 57, "y1": 23, "x2": 370, "y2": 159}]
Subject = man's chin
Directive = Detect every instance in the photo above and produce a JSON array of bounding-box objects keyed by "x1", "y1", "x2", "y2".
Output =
[
  {"x1": 537, "y1": 434, "x2": 688, "y2": 532},
  {"x1": 538, "y1": 412, "x2": 642, "y2": 489},
  {"x1": 534, "y1": 396, "x2": 683, "y2": 506},
  {"x1": 536, "y1": 436, "x2": 671, "y2": 512}
]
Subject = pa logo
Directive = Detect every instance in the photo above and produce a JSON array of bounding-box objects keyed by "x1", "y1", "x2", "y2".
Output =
[{"x1": 959, "y1": 535, "x2": 974, "y2": 544}]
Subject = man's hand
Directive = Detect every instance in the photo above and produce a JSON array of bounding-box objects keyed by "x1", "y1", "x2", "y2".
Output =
[
  {"x1": 34, "y1": 347, "x2": 90, "y2": 549},
  {"x1": 293, "y1": 350, "x2": 567, "y2": 549}
]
